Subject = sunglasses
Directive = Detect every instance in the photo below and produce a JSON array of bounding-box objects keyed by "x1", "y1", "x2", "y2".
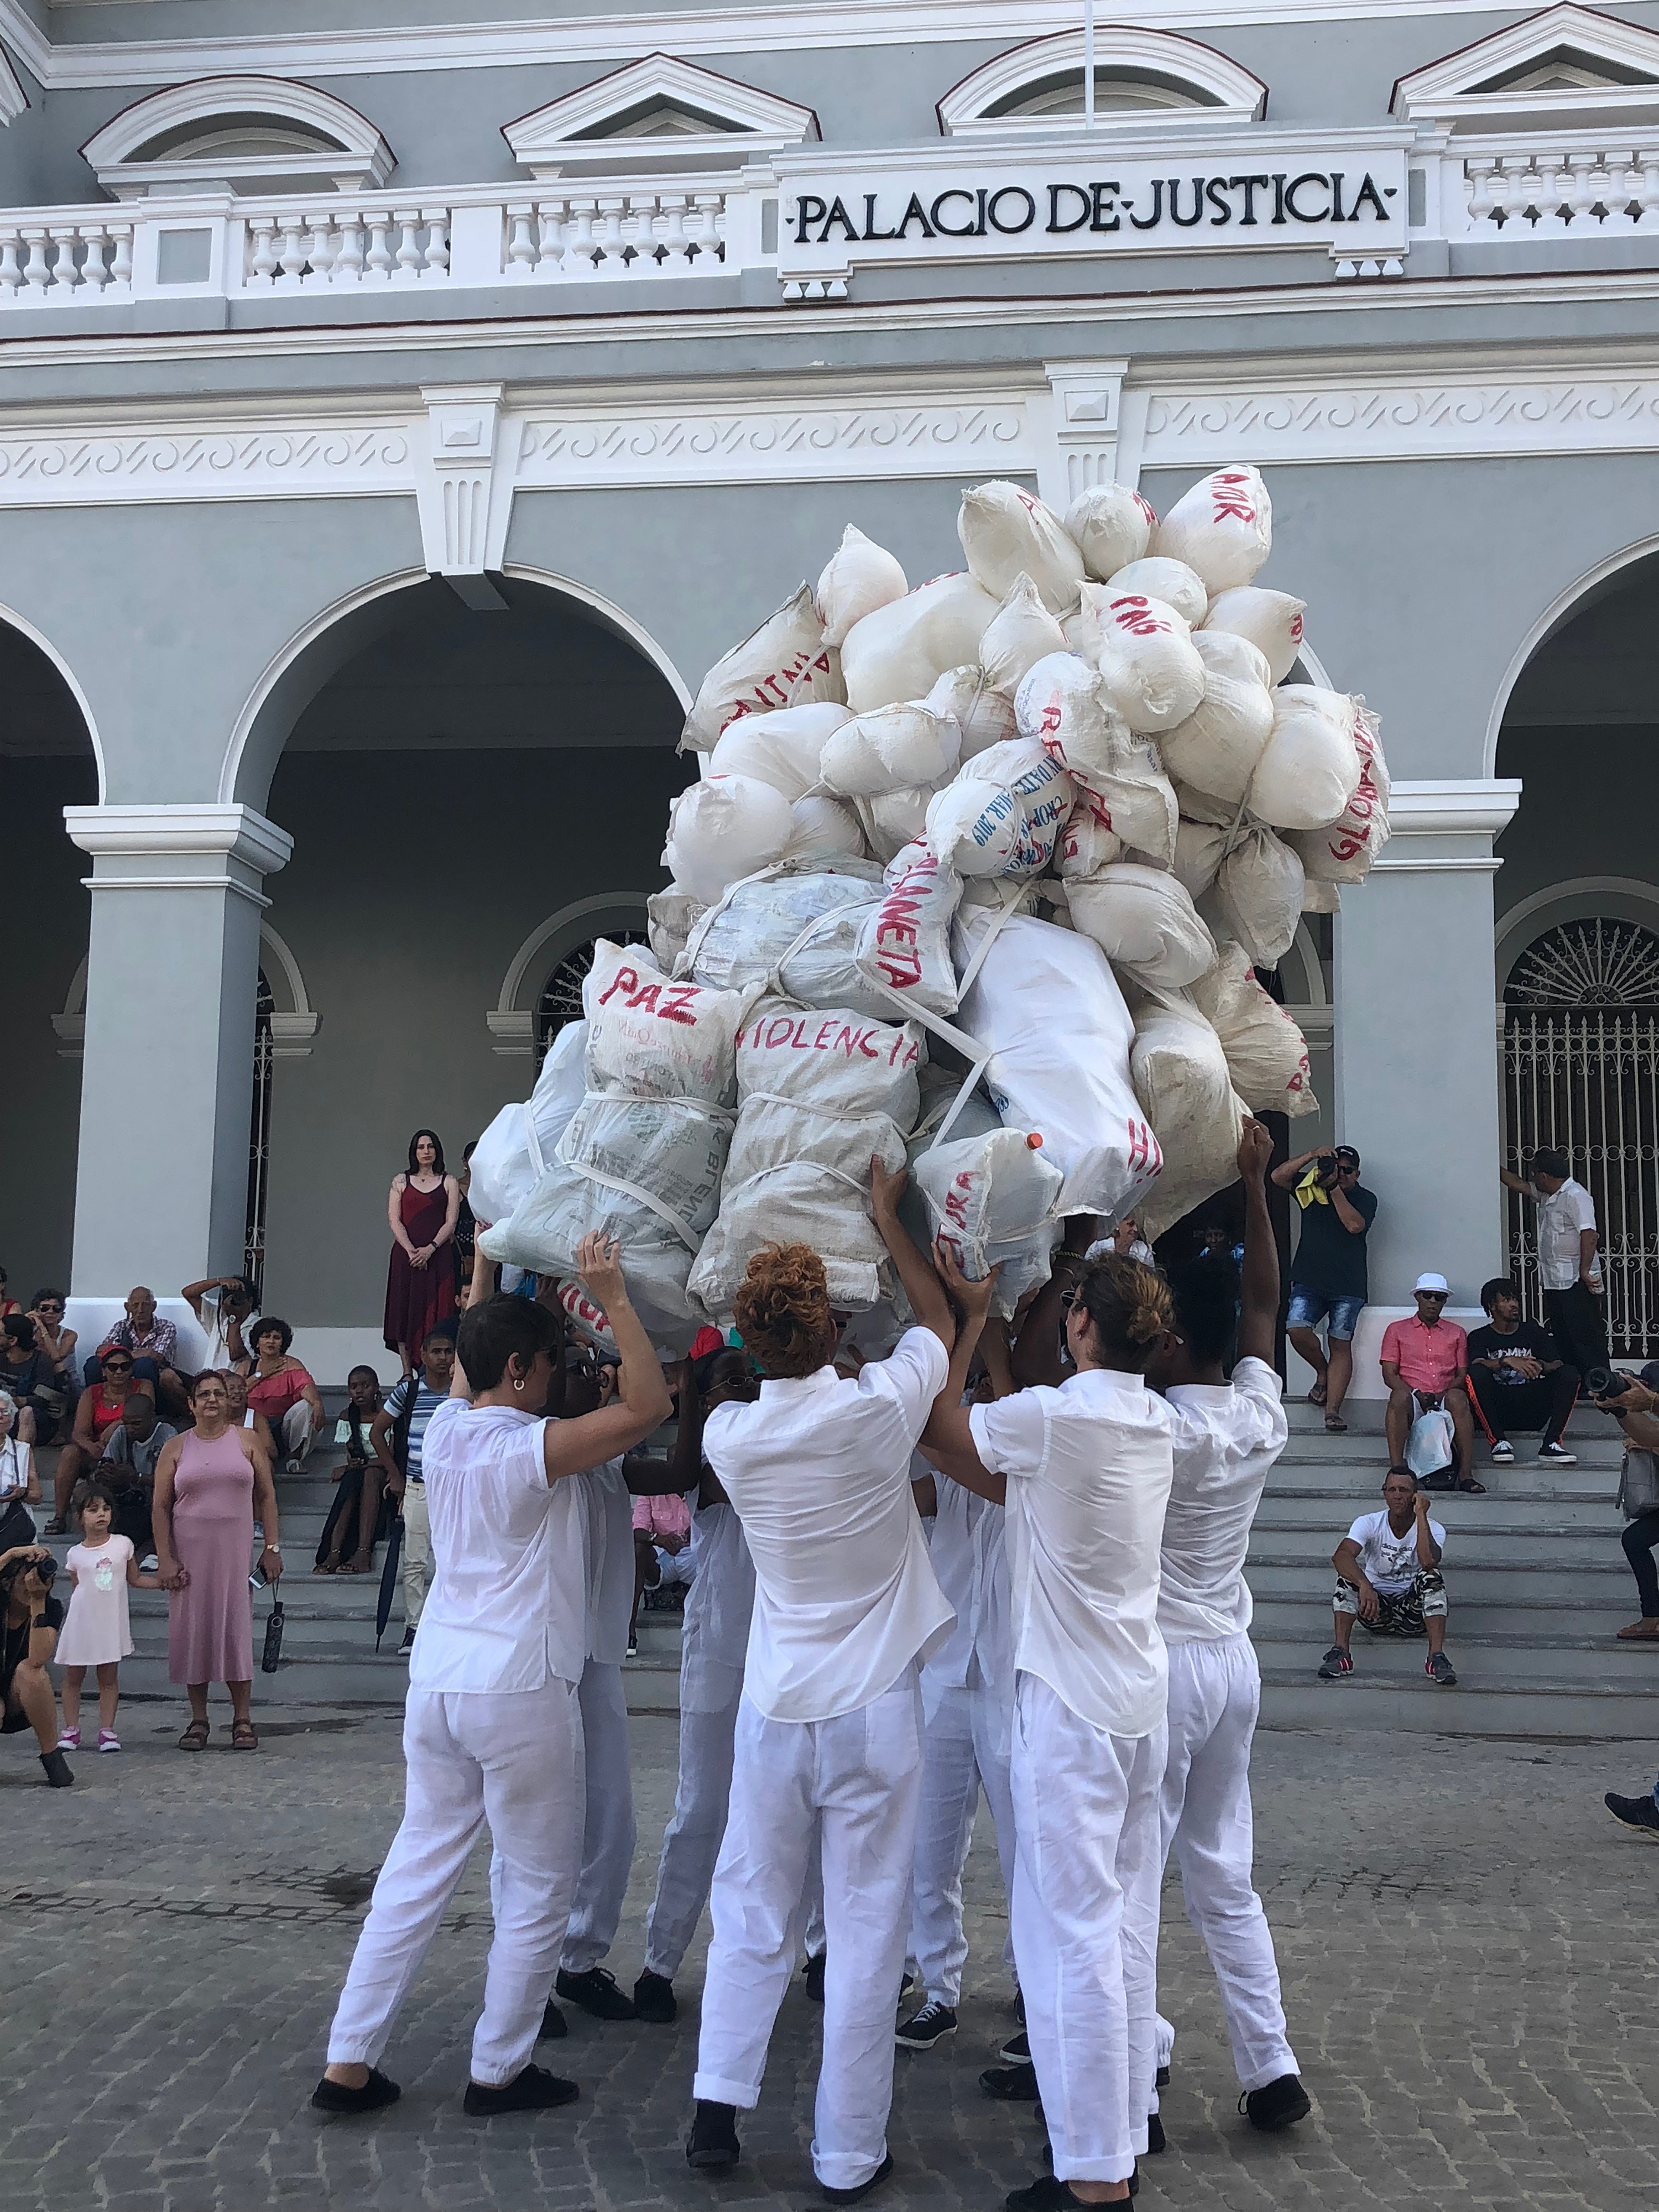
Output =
[
  {"x1": 103, "y1": 1360, "x2": 134, "y2": 1371},
  {"x1": 1418, "y1": 1291, "x2": 1448, "y2": 1303}
]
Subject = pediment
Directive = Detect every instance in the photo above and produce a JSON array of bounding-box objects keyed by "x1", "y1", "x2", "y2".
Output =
[
  {"x1": 1392, "y1": 4, "x2": 1659, "y2": 133},
  {"x1": 504, "y1": 55, "x2": 818, "y2": 179}
]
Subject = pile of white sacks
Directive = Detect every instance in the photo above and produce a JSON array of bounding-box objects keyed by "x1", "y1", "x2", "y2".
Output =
[{"x1": 475, "y1": 467, "x2": 1387, "y2": 1349}]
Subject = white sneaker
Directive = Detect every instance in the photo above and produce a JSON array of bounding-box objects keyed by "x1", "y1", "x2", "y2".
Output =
[{"x1": 1490, "y1": 1440, "x2": 1515, "y2": 1463}]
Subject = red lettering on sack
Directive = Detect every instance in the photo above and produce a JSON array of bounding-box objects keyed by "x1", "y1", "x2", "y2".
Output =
[
  {"x1": 935, "y1": 1229, "x2": 966, "y2": 1267},
  {"x1": 627, "y1": 980, "x2": 662, "y2": 1014},
  {"x1": 1134, "y1": 493, "x2": 1157, "y2": 524},
  {"x1": 814, "y1": 1019, "x2": 837, "y2": 1052},
  {"x1": 1108, "y1": 594, "x2": 1168, "y2": 638},
  {"x1": 660, "y1": 984, "x2": 700, "y2": 1026},
  {"x1": 764, "y1": 1016, "x2": 797, "y2": 1049},
  {"x1": 790, "y1": 1020, "x2": 813, "y2": 1050},
  {"x1": 1290, "y1": 611, "x2": 1304, "y2": 641},
  {"x1": 598, "y1": 964, "x2": 639, "y2": 1005}
]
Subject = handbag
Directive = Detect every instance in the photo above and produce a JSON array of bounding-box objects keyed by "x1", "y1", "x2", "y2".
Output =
[
  {"x1": 1405, "y1": 1399, "x2": 1455, "y2": 1479},
  {"x1": 261, "y1": 1596, "x2": 285, "y2": 1673},
  {"x1": 1617, "y1": 1448, "x2": 1659, "y2": 1521}
]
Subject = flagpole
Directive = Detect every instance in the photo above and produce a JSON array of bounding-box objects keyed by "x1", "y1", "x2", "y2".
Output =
[{"x1": 1084, "y1": 0, "x2": 1096, "y2": 128}]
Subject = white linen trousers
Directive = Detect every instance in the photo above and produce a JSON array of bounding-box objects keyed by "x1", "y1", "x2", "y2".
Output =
[
  {"x1": 693, "y1": 1672, "x2": 925, "y2": 2192},
  {"x1": 560, "y1": 1656, "x2": 637, "y2": 1974},
  {"x1": 1010, "y1": 1672, "x2": 1166, "y2": 2186},
  {"x1": 909, "y1": 1678, "x2": 1016, "y2": 2006},
  {"x1": 643, "y1": 1681, "x2": 742, "y2": 1981},
  {"x1": 1155, "y1": 1634, "x2": 1297, "y2": 2095},
  {"x1": 327, "y1": 1679, "x2": 582, "y2": 2085}
]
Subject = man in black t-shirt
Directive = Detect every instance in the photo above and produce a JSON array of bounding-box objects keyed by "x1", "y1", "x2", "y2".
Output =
[
  {"x1": 1272, "y1": 1144, "x2": 1378, "y2": 1433},
  {"x1": 1465, "y1": 1277, "x2": 1579, "y2": 1468}
]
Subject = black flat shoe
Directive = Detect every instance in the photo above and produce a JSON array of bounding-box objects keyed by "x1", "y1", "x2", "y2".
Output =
[
  {"x1": 686, "y1": 2099, "x2": 741, "y2": 2171},
  {"x1": 556, "y1": 1965, "x2": 637, "y2": 2021},
  {"x1": 463, "y1": 2065, "x2": 579, "y2": 2116},
  {"x1": 1006, "y1": 2173, "x2": 1136, "y2": 2209},
  {"x1": 1145, "y1": 2113, "x2": 1166, "y2": 2154},
  {"x1": 980, "y1": 2063, "x2": 1040, "y2": 2103},
  {"x1": 39, "y1": 1749, "x2": 74, "y2": 1788},
  {"x1": 822, "y1": 2151, "x2": 894, "y2": 2203},
  {"x1": 1241, "y1": 2074, "x2": 1312, "y2": 2131},
  {"x1": 802, "y1": 1951, "x2": 826, "y2": 2003},
  {"x1": 632, "y1": 1969, "x2": 677, "y2": 2025},
  {"x1": 538, "y1": 2000, "x2": 567, "y2": 2041},
  {"x1": 311, "y1": 2068, "x2": 401, "y2": 2115}
]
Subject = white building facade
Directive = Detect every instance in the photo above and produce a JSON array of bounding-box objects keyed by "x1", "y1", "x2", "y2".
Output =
[{"x1": 3, "y1": 0, "x2": 1657, "y2": 1389}]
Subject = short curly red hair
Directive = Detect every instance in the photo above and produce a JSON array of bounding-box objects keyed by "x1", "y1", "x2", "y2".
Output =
[{"x1": 733, "y1": 1243, "x2": 833, "y2": 1379}]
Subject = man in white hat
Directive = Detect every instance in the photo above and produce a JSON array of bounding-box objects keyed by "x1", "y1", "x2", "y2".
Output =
[{"x1": 1379, "y1": 1274, "x2": 1475, "y2": 1492}]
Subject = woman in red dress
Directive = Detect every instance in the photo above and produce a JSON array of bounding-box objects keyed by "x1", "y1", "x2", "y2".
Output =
[{"x1": 384, "y1": 1130, "x2": 460, "y2": 1375}]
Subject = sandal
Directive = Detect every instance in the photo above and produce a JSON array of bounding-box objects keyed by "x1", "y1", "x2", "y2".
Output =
[
  {"x1": 1616, "y1": 1621, "x2": 1659, "y2": 1641},
  {"x1": 1324, "y1": 1413, "x2": 1348, "y2": 1433},
  {"x1": 1454, "y1": 1475, "x2": 1487, "y2": 1494},
  {"x1": 178, "y1": 1719, "x2": 211, "y2": 1752},
  {"x1": 313, "y1": 1560, "x2": 339, "y2": 1576},
  {"x1": 1307, "y1": 1383, "x2": 1328, "y2": 1408},
  {"x1": 230, "y1": 1719, "x2": 259, "y2": 1751}
]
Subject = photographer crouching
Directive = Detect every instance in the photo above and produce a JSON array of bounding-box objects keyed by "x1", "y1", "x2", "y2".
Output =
[
  {"x1": 1, "y1": 1543, "x2": 72, "y2": 1786},
  {"x1": 1587, "y1": 1366, "x2": 1659, "y2": 1645}
]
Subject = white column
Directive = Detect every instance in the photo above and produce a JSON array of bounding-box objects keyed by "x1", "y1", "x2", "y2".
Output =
[
  {"x1": 1331, "y1": 778, "x2": 1521, "y2": 1397},
  {"x1": 63, "y1": 805, "x2": 293, "y2": 1313}
]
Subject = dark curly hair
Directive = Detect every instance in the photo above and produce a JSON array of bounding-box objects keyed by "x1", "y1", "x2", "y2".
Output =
[
  {"x1": 733, "y1": 1244, "x2": 833, "y2": 1379},
  {"x1": 1073, "y1": 1251, "x2": 1175, "y2": 1373}
]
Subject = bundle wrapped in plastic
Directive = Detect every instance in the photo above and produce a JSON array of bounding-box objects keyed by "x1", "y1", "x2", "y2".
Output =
[
  {"x1": 926, "y1": 662, "x2": 1019, "y2": 760},
  {"x1": 648, "y1": 887, "x2": 706, "y2": 972},
  {"x1": 480, "y1": 945, "x2": 749, "y2": 1330},
  {"x1": 818, "y1": 700, "x2": 961, "y2": 797},
  {"x1": 1289, "y1": 701, "x2": 1390, "y2": 888},
  {"x1": 816, "y1": 524, "x2": 909, "y2": 647},
  {"x1": 708, "y1": 701, "x2": 851, "y2": 798},
  {"x1": 1015, "y1": 653, "x2": 1178, "y2": 865},
  {"x1": 1104, "y1": 556, "x2": 1208, "y2": 627},
  {"x1": 1152, "y1": 466, "x2": 1272, "y2": 594},
  {"x1": 1191, "y1": 942, "x2": 1317, "y2": 1118},
  {"x1": 978, "y1": 574, "x2": 1068, "y2": 696},
  {"x1": 956, "y1": 907, "x2": 1162, "y2": 1218},
  {"x1": 686, "y1": 997, "x2": 925, "y2": 1318},
  {"x1": 1202, "y1": 586, "x2": 1306, "y2": 686},
  {"x1": 1128, "y1": 988, "x2": 1245, "y2": 1241},
  {"x1": 841, "y1": 571, "x2": 1000, "y2": 713},
  {"x1": 925, "y1": 738, "x2": 1074, "y2": 878},
  {"x1": 1156, "y1": 631, "x2": 1276, "y2": 805},
  {"x1": 662, "y1": 775, "x2": 795, "y2": 904},
  {"x1": 1248, "y1": 687, "x2": 1366, "y2": 832},
  {"x1": 1065, "y1": 483, "x2": 1156, "y2": 581},
  {"x1": 467, "y1": 1019, "x2": 588, "y2": 1230},
  {"x1": 1086, "y1": 589, "x2": 1207, "y2": 735},
  {"x1": 681, "y1": 585, "x2": 843, "y2": 752},
  {"x1": 912, "y1": 1126, "x2": 1065, "y2": 1317},
  {"x1": 958, "y1": 482, "x2": 1086, "y2": 612},
  {"x1": 1067, "y1": 862, "x2": 1216, "y2": 989}
]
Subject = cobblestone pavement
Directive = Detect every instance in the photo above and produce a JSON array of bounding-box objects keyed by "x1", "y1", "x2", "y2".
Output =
[{"x1": 4, "y1": 1694, "x2": 1658, "y2": 2212}]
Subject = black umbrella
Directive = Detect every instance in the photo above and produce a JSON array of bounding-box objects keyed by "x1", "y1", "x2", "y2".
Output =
[{"x1": 375, "y1": 1512, "x2": 405, "y2": 1651}]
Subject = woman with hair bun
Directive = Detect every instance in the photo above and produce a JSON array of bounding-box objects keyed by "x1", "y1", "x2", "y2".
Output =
[
  {"x1": 922, "y1": 1234, "x2": 1177, "y2": 2211},
  {"x1": 685, "y1": 1160, "x2": 959, "y2": 2200}
]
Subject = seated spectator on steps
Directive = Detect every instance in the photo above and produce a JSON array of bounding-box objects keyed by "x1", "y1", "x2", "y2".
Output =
[
  {"x1": 1318, "y1": 1468, "x2": 1455, "y2": 1686},
  {"x1": 181, "y1": 1275, "x2": 259, "y2": 1371},
  {"x1": 24, "y1": 1291, "x2": 76, "y2": 1437},
  {"x1": 242, "y1": 1319, "x2": 324, "y2": 1473},
  {"x1": 1465, "y1": 1279, "x2": 1579, "y2": 1470},
  {"x1": 1381, "y1": 1274, "x2": 1478, "y2": 1493},
  {"x1": 0, "y1": 1390, "x2": 41, "y2": 1551},
  {"x1": 218, "y1": 1369, "x2": 276, "y2": 1466},
  {"x1": 315, "y1": 1365, "x2": 387, "y2": 1576},
  {"x1": 95, "y1": 1392, "x2": 181, "y2": 1553},
  {"x1": 0, "y1": 1265, "x2": 20, "y2": 1320},
  {"x1": 1274, "y1": 1143, "x2": 1376, "y2": 1436},
  {"x1": 91, "y1": 1287, "x2": 190, "y2": 1421},
  {"x1": 46, "y1": 1348, "x2": 154, "y2": 1534},
  {"x1": 0, "y1": 1314, "x2": 61, "y2": 1446}
]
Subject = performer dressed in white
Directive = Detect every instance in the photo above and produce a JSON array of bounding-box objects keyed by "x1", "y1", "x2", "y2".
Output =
[
  {"x1": 1142, "y1": 1120, "x2": 1311, "y2": 2138},
  {"x1": 923, "y1": 1249, "x2": 1175, "y2": 2210},
  {"x1": 311, "y1": 1242, "x2": 671, "y2": 2118},
  {"x1": 685, "y1": 1160, "x2": 957, "y2": 2201},
  {"x1": 635, "y1": 1345, "x2": 760, "y2": 2024}
]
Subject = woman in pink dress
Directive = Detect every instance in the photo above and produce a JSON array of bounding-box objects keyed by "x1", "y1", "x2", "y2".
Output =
[
  {"x1": 152, "y1": 1370, "x2": 283, "y2": 1751},
  {"x1": 384, "y1": 1129, "x2": 460, "y2": 1375}
]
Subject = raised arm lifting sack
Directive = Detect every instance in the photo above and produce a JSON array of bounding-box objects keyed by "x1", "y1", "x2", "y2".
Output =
[{"x1": 912, "y1": 1126, "x2": 1065, "y2": 1318}]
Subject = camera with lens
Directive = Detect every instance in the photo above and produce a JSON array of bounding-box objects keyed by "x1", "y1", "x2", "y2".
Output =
[{"x1": 0, "y1": 1549, "x2": 54, "y2": 1591}]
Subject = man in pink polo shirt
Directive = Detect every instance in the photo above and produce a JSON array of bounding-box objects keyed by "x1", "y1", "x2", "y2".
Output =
[{"x1": 1379, "y1": 1274, "x2": 1475, "y2": 1492}]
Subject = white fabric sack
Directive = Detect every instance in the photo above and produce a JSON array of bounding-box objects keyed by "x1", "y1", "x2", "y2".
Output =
[
  {"x1": 661, "y1": 774, "x2": 796, "y2": 905},
  {"x1": 1248, "y1": 687, "x2": 1366, "y2": 833},
  {"x1": 912, "y1": 1126, "x2": 1065, "y2": 1318},
  {"x1": 1156, "y1": 633, "x2": 1277, "y2": 805},
  {"x1": 1105, "y1": 557, "x2": 1208, "y2": 628},
  {"x1": 1202, "y1": 586, "x2": 1307, "y2": 687},
  {"x1": 841, "y1": 571, "x2": 1000, "y2": 713},
  {"x1": 978, "y1": 573, "x2": 1068, "y2": 696},
  {"x1": 1063, "y1": 482, "x2": 1156, "y2": 582},
  {"x1": 1129, "y1": 990, "x2": 1245, "y2": 1241},
  {"x1": 687, "y1": 997, "x2": 925, "y2": 1318},
  {"x1": 855, "y1": 785, "x2": 934, "y2": 864},
  {"x1": 956, "y1": 909, "x2": 1162, "y2": 1219},
  {"x1": 708, "y1": 701, "x2": 852, "y2": 800},
  {"x1": 786, "y1": 792, "x2": 868, "y2": 860},
  {"x1": 467, "y1": 1018, "x2": 589, "y2": 1230},
  {"x1": 1014, "y1": 653, "x2": 1177, "y2": 864},
  {"x1": 1053, "y1": 800, "x2": 1126, "y2": 879},
  {"x1": 925, "y1": 662, "x2": 1019, "y2": 761},
  {"x1": 854, "y1": 840, "x2": 963, "y2": 1021},
  {"x1": 1171, "y1": 815, "x2": 1228, "y2": 901},
  {"x1": 1191, "y1": 942, "x2": 1317, "y2": 1118},
  {"x1": 819, "y1": 700, "x2": 962, "y2": 797},
  {"x1": 648, "y1": 887, "x2": 706, "y2": 973},
  {"x1": 1406, "y1": 1403, "x2": 1456, "y2": 1480},
  {"x1": 958, "y1": 482, "x2": 1086, "y2": 614},
  {"x1": 1152, "y1": 466, "x2": 1272, "y2": 594},
  {"x1": 925, "y1": 738, "x2": 1074, "y2": 879},
  {"x1": 1290, "y1": 702, "x2": 1390, "y2": 885},
  {"x1": 1067, "y1": 861, "x2": 1216, "y2": 989},
  {"x1": 1302, "y1": 878, "x2": 1342, "y2": 916},
  {"x1": 683, "y1": 860, "x2": 883, "y2": 1004},
  {"x1": 681, "y1": 584, "x2": 842, "y2": 753},
  {"x1": 1209, "y1": 825, "x2": 1305, "y2": 968},
  {"x1": 583, "y1": 941, "x2": 748, "y2": 1104},
  {"x1": 1087, "y1": 589, "x2": 1207, "y2": 735},
  {"x1": 816, "y1": 524, "x2": 909, "y2": 648}
]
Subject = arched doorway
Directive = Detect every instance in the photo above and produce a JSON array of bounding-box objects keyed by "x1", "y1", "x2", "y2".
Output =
[
  {"x1": 1495, "y1": 548, "x2": 1659, "y2": 1355},
  {"x1": 535, "y1": 927, "x2": 648, "y2": 1063}
]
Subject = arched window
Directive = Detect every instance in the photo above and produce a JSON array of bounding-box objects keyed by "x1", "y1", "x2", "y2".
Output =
[
  {"x1": 80, "y1": 77, "x2": 394, "y2": 197},
  {"x1": 937, "y1": 29, "x2": 1266, "y2": 138},
  {"x1": 535, "y1": 929, "x2": 649, "y2": 1063}
]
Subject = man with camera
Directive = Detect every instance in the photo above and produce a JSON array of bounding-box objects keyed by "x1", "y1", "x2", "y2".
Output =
[
  {"x1": 1582, "y1": 1368, "x2": 1659, "y2": 1649},
  {"x1": 1499, "y1": 1149, "x2": 1608, "y2": 1385},
  {"x1": 1, "y1": 1542, "x2": 73, "y2": 1785},
  {"x1": 1273, "y1": 1144, "x2": 1376, "y2": 1434}
]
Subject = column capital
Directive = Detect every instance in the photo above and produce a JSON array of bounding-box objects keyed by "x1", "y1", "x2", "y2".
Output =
[
  {"x1": 64, "y1": 802, "x2": 293, "y2": 874},
  {"x1": 1371, "y1": 778, "x2": 1522, "y2": 874},
  {"x1": 1039, "y1": 358, "x2": 1130, "y2": 510}
]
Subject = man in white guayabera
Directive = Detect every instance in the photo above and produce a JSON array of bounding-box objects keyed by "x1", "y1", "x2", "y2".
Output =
[
  {"x1": 311, "y1": 1243, "x2": 671, "y2": 2120},
  {"x1": 684, "y1": 1159, "x2": 958, "y2": 2204},
  {"x1": 1140, "y1": 1120, "x2": 1312, "y2": 2147}
]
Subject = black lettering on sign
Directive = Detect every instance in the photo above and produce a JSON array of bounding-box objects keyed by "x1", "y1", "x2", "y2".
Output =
[
  {"x1": 986, "y1": 185, "x2": 1036, "y2": 234},
  {"x1": 818, "y1": 196, "x2": 859, "y2": 243},
  {"x1": 1329, "y1": 173, "x2": 1346, "y2": 223},
  {"x1": 975, "y1": 186, "x2": 988, "y2": 236},
  {"x1": 1206, "y1": 178, "x2": 1233, "y2": 225},
  {"x1": 931, "y1": 188, "x2": 978, "y2": 237},
  {"x1": 1230, "y1": 175, "x2": 1271, "y2": 226},
  {"x1": 1348, "y1": 172, "x2": 1391, "y2": 222},
  {"x1": 1168, "y1": 177, "x2": 1205, "y2": 227},
  {"x1": 1284, "y1": 173, "x2": 1331, "y2": 223},
  {"x1": 1048, "y1": 182, "x2": 1091, "y2": 233},
  {"x1": 1091, "y1": 180, "x2": 1121, "y2": 232},
  {"x1": 1272, "y1": 174, "x2": 1288, "y2": 225},
  {"x1": 895, "y1": 192, "x2": 936, "y2": 239},
  {"x1": 861, "y1": 192, "x2": 897, "y2": 242},
  {"x1": 793, "y1": 194, "x2": 826, "y2": 245},
  {"x1": 1128, "y1": 179, "x2": 1164, "y2": 231}
]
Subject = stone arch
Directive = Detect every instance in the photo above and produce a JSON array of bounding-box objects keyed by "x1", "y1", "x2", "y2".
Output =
[
  {"x1": 488, "y1": 890, "x2": 654, "y2": 1056},
  {"x1": 0, "y1": 598, "x2": 106, "y2": 796},
  {"x1": 1496, "y1": 878, "x2": 1659, "y2": 995},
  {"x1": 937, "y1": 25, "x2": 1266, "y2": 133},
  {"x1": 1483, "y1": 530, "x2": 1659, "y2": 778},
  {"x1": 51, "y1": 919, "x2": 318, "y2": 1058}
]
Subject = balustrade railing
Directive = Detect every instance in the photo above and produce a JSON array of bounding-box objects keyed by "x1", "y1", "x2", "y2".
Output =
[
  {"x1": 501, "y1": 191, "x2": 727, "y2": 280},
  {"x1": 242, "y1": 204, "x2": 451, "y2": 288},
  {"x1": 1452, "y1": 135, "x2": 1659, "y2": 236},
  {"x1": 0, "y1": 216, "x2": 135, "y2": 298}
]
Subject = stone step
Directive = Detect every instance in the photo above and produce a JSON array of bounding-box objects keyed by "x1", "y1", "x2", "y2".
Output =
[
  {"x1": 1248, "y1": 1557, "x2": 1631, "y2": 1604},
  {"x1": 1264, "y1": 1465, "x2": 1620, "y2": 1500},
  {"x1": 1258, "y1": 1675, "x2": 1659, "y2": 1738},
  {"x1": 1253, "y1": 1496, "x2": 1617, "y2": 1533},
  {"x1": 1249, "y1": 1624, "x2": 1659, "y2": 1687},
  {"x1": 1248, "y1": 1592, "x2": 1648, "y2": 1639}
]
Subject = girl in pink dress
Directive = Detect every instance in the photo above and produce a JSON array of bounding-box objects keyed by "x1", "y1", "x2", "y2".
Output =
[
  {"x1": 55, "y1": 1483, "x2": 163, "y2": 1752},
  {"x1": 152, "y1": 1371, "x2": 283, "y2": 1751}
]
